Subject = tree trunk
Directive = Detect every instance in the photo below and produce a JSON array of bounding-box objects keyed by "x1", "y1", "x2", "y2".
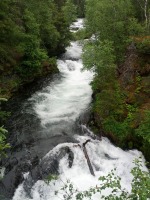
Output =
[{"x1": 82, "y1": 140, "x2": 95, "y2": 176}]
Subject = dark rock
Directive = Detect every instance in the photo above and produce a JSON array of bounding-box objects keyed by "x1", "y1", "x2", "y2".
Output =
[
  {"x1": 67, "y1": 63, "x2": 75, "y2": 71},
  {"x1": 104, "y1": 153, "x2": 118, "y2": 160},
  {"x1": 38, "y1": 146, "x2": 74, "y2": 180},
  {"x1": 0, "y1": 182, "x2": 10, "y2": 200},
  {"x1": 67, "y1": 148, "x2": 74, "y2": 168},
  {"x1": 19, "y1": 146, "x2": 75, "y2": 197}
]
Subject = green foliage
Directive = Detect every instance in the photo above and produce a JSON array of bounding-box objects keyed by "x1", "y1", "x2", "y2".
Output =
[
  {"x1": 85, "y1": 0, "x2": 149, "y2": 63},
  {"x1": 17, "y1": 9, "x2": 48, "y2": 79},
  {"x1": 0, "y1": 126, "x2": 10, "y2": 158},
  {"x1": 0, "y1": 98, "x2": 10, "y2": 123},
  {"x1": 0, "y1": 0, "x2": 21, "y2": 68},
  {"x1": 86, "y1": 0, "x2": 133, "y2": 62},
  {"x1": 83, "y1": 38, "x2": 128, "y2": 145},
  {"x1": 45, "y1": 174, "x2": 58, "y2": 184},
  {"x1": 0, "y1": 98, "x2": 10, "y2": 159},
  {"x1": 62, "y1": 0, "x2": 77, "y2": 26},
  {"x1": 29, "y1": 0, "x2": 61, "y2": 56},
  {"x1": 83, "y1": 40, "x2": 116, "y2": 73},
  {"x1": 72, "y1": 28, "x2": 91, "y2": 41},
  {"x1": 127, "y1": 18, "x2": 145, "y2": 36},
  {"x1": 136, "y1": 111, "x2": 150, "y2": 144},
  {"x1": 130, "y1": 159, "x2": 150, "y2": 199},
  {"x1": 73, "y1": 0, "x2": 85, "y2": 17},
  {"x1": 131, "y1": 0, "x2": 150, "y2": 33},
  {"x1": 136, "y1": 38, "x2": 150, "y2": 54},
  {"x1": 94, "y1": 86, "x2": 125, "y2": 120},
  {"x1": 135, "y1": 75, "x2": 142, "y2": 94},
  {"x1": 0, "y1": 110, "x2": 10, "y2": 123}
]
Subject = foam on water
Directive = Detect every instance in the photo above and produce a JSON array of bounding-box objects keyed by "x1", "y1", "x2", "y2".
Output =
[
  {"x1": 0, "y1": 167, "x2": 5, "y2": 179},
  {"x1": 13, "y1": 135, "x2": 147, "y2": 200},
  {"x1": 70, "y1": 18, "x2": 84, "y2": 32},
  {"x1": 64, "y1": 41, "x2": 83, "y2": 60},
  {"x1": 30, "y1": 41, "x2": 93, "y2": 126}
]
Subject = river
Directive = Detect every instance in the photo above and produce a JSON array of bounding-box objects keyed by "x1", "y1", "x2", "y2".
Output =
[{"x1": 0, "y1": 19, "x2": 147, "y2": 200}]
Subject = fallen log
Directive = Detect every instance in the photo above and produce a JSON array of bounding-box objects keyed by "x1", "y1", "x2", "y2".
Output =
[{"x1": 82, "y1": 140, "x2": 95, "y2": 176}]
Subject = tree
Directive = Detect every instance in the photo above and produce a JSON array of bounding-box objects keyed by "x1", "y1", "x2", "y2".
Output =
[
  {"x1": 18, "y1": 9, "x2": 48, "y2": 79},
  {"x1": 0, "y1": 0, "x2": 21, "y2": 69},
  {"x1": 73, "y1": 0, "x2": 85, "y2": 17},
  {"x1": 62, "y1": 0, "x2": 77, "y2": 25},
  {"x1": 135, "y1": 0, "x2": 150, "y2": 31},
  {"x1": 85, "y1": 0, "x2": 145, "y2": 62},
  {"x1": 0, "y1": 98, "x2": 10, "y2": 159}
]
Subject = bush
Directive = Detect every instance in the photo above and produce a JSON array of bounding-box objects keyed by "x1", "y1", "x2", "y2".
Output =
[
  {"x1": 0, "y1": 98, "x2": 10, "y2": 159},
  {"x1": 136, "y1": 37, "x2": 150, "y2": 54}
]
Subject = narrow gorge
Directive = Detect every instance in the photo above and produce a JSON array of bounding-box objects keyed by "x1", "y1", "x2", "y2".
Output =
[{"x1": 0, "y1": 19, "x2": 147, "y2": 200}]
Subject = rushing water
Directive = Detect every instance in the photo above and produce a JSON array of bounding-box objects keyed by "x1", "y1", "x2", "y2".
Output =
[
  {"x1": 10, "y1": 19, "x2": 147, "y2": 200},
  {"x1": 30, "y1": 42, "x2": 93, "y2": 128}
]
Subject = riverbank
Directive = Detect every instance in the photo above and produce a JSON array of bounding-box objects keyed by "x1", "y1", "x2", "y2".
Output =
[
  {"x1": 88, "y1": 41, "x2": 150, "y2": 163},
  {"x1": 0, "y1": 60, "x2": 58, "y2": 99},
  {"x1": 0, "y1": 0, "x2": 79, "y2": 100},
  {"x1": 82, "y1": 0, "x2": 150, "y2": 165}
]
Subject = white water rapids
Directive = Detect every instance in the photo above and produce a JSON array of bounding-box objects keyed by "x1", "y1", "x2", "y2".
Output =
[
  {"x1": 13, "y1": 19, "x2": 147, "y2": 200},
  {"x1": 31, "y1": 42, "x2": 93, "y2": 126}
]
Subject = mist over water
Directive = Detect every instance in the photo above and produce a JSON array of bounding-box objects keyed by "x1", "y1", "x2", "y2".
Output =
[{"x1": 12, "y1": 19, "x2": 147, "y2": 200}]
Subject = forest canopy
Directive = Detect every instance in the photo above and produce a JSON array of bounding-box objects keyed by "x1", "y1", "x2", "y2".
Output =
[{"x1": 0, "y1": 0, "x2": 78, "y2": 97}]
